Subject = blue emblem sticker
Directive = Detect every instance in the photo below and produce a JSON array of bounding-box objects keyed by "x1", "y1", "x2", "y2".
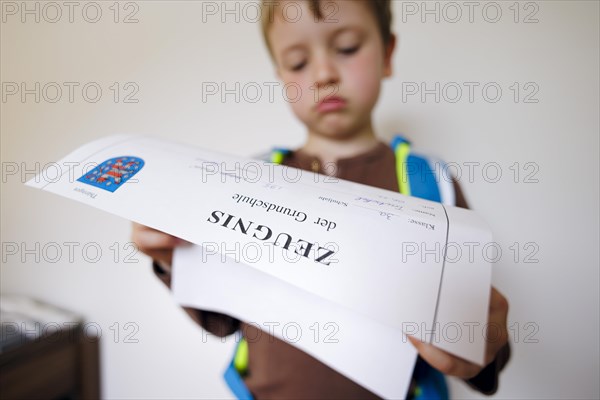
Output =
[{"x1": 78, "y1": 156, "x2": 144, "y2": 192}]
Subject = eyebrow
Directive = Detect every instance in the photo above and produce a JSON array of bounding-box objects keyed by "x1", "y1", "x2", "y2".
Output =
[
  {"x1": 280, "y1": 25, "x2": 364, "y2": 56},
  {"x1": 281, "y1": 44, "x2": 306, "y2": 56},
  {"x1": 329, "y1": 25, "x2": 364, "y2": 38}
]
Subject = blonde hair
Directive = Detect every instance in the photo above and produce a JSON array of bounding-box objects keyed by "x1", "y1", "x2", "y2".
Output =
[{"x1": 260, "y1": 0, "x2": 393, "y2": 56}]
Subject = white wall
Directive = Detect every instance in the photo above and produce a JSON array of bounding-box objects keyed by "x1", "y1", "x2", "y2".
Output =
[{"x1": 1, "y1": 1, "x2": 598, "y2": 398}]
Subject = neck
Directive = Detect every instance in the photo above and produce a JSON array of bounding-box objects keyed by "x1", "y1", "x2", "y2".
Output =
[{"x1": 301, "y1": 121, "x2": 380, "y2": 165}]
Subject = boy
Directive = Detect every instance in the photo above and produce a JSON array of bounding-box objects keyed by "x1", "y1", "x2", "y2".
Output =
[{"x1": 132, "y1": 0, "x2": 510, "y2": 398}]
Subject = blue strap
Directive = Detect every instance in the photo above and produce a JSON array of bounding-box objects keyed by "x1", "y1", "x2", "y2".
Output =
[
  {"x1": 412, "y1": 358, "x2": 449, "y2": 400},
  {"x1": 224, "y1": 357, "x2": 254, "y2": 400},
  {"x1": 406, "y1": 154, "x2": 442, "y2": 203}
]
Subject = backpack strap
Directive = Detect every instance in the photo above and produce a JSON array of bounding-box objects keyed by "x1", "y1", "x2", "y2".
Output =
[
  {"x1": 224, "y1": 339, "x2": 253, "y2": 400},
  {"x1": 391, "y1": 136, "x2": 412, "y2": 196},
  {"x1": 270, "y1": 148, "x2": 291, "y2": 164},
  {"x1": 391, "y1": 135, "x2": 456, "y2": 206}
]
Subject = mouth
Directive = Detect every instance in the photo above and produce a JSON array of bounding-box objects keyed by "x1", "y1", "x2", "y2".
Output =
[{"x1": 316, "y1": 96, "x2": 347, "y2": 113}]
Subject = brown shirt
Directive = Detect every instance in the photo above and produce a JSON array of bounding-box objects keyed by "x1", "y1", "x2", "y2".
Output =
[{"x1": 152, "y1": 140, "x2": 508, "y2": 399}]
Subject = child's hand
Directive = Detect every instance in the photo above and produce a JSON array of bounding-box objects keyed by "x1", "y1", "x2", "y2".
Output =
[
  {"x1": 407, "y1": 287, "x2": 509, "y2": 379},
  {"x1": 131, "y1": 222, "x2": 188, "y2": 272}
]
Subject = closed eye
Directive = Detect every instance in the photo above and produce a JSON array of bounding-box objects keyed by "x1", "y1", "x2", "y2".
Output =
[
  {"x1": 338, "y1": 46, "x2": 359, "y2": 55},
  {"x1": 291, "y1": 61, "x2": 306, "y2": 71}
]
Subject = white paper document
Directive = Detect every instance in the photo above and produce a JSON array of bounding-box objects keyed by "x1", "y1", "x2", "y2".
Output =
[{"x1": 26, "y1": 135, "x2": 493, "y2": 399}]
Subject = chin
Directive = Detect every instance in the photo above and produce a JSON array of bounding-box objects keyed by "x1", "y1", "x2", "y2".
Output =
[
  {"x1": 314, "y1": 118, "x2": 364, "y2": 139},
  {"x1": 295, "y1": 109, "x2": 365, "y2": 139}
]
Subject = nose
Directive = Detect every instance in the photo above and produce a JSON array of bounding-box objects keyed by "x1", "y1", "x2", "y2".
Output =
[{"x1": 311, "y1": 54, "x2": 339, "y2": 91}]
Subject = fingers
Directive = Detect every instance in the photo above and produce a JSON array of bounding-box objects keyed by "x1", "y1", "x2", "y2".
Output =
[
  {"x1": 132, "y1": 222, "x2": 182, "y2": 248},
  {"x1": 407, "y1": 288, "x2": 510, "y2": 377},
  {"x1": 131, "y1": 222, "x2": 188, "y2": 267},
  {"x1": 134, "y1": 227, "x2": 181, "y2": 249},
  {"x1": 147, "y1": 249, "x2": 175, "y2": 268},
  {"x1": 407, "y1": 335, "x2": 482, "y2": 379},
  {"x1": 484, "y1": 287, "x2": 510, "y2": 364},
  {"x1": 490, "y1": 287, "x2": 510, "y2": 315}
]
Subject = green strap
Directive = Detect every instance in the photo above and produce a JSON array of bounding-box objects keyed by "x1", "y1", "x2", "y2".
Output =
[
  {"x1": 270, "y1": 149, "x2": 287, "y2": 165},
  {"x1": 233, "y1": 338, "x2": 249, "y2": 375},
  {"x1": 394, "y1": 140, "x2": 412, "y2": 196}
]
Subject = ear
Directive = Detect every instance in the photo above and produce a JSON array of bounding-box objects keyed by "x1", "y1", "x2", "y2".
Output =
[{"x1": 383, "y1": 33, "x2": 397, "y2": 78}]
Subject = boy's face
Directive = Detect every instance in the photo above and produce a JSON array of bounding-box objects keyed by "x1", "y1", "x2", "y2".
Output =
[{"x1": 268, "y1": 0, "x2": 394, "y2": 139}]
